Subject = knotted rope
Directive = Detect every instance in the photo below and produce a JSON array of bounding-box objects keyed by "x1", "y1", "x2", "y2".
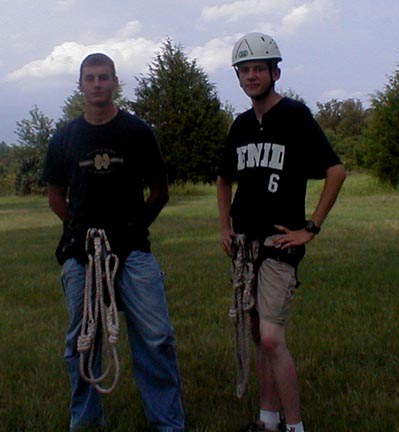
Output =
[
  {"x1": 77, "y1": 228, "x2": 121, "y2": 395},
  {"x1": 229, "y1": 234, "x2": 257, "y2": 398}
]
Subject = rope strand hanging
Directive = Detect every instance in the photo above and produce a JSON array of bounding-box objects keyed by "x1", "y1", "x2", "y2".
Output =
[
  {"x1": 77, "y1": 228, "x2": 121, "y2": 395},
  {"x1": 229, "y1": 234, "x2": 257, "y2": 398}
]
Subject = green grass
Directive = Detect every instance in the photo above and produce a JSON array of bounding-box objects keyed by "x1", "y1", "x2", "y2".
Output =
[{"x1": 1, "y1": 174, "x2": 399, "y2": 431}]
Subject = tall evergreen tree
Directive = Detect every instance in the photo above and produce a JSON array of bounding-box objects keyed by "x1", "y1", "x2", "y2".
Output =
[{"x1": 131, "y1": 38, "x2": 233, "y2": 183}]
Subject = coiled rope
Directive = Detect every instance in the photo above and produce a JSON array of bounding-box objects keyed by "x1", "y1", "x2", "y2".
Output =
[
  {"x1": 229, "y1": 234, "x2": 257, "y2": 398},
  {"x1": 77, "y1": 228, "x2": 121, "y2": 395}
]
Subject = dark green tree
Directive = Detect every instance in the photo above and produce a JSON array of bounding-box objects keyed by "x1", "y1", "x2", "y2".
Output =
[
  {"x1": 57, "y1": 89, "x2": 85, "y2": 129},
  {"x1": 14, "y1": 106, "x2": 54, "y2": 194},
  {"x1": 130, "y1": 38, "x2": 233, "y2": 183},
  {"x1": 0, "y1": 142, "x2": 16, "y2": 173},
  {"x1": 0, "y1": 142, "x2": 18, "y2": 195},
  {"x1": 315, "y1": 98, "x2": 369, "y2": 170},
  {"x1": 363, "y1": 68, "x2": 399, "y2": 187}
]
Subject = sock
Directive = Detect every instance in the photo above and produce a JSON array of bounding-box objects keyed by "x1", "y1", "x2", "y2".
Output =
[
  {"x1": 286, "y1": 421, "x2": 305, "y2": 432},
  {"x1": 259, "y1": 409, "x2": 280, "y2": 431}
]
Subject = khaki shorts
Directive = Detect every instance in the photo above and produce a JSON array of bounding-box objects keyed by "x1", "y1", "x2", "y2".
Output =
[{"x1": 256, "y1": 258, "x2": 298, "y2": 326}]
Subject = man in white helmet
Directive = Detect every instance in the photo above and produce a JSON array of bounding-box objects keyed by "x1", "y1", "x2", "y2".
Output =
[{"x1": 217, "y1": 33, "x2": 346, "y2": 432}]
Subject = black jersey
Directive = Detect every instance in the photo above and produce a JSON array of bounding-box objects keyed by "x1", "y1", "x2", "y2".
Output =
[
  {"x1": 218, "y1": 97, "x2": 341, "y2": 241},
  {"x1": 42, "y1": 109, "x2": 167, "y2": 261}
]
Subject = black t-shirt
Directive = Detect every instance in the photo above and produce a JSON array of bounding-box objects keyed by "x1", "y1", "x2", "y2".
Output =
[
  {"x1": 218, "y1": 97, "x2": 341, "y2": 241},
  {"x1": 42, "y1": 109, "x2": 167, "y2": 261}
]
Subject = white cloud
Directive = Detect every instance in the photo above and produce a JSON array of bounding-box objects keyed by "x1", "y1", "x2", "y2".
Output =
[
  {"x1": 201, "y1": 0, "x2": 333, "y2": 35},
  {"x1": 282, "y1": 4, "x2": 310, "y2": 33},
  {"x1": 3, "y1": 1, "x2": 335, "y2": 84},
  {"x1": 4, "y1": 25, "x2": 161, "y2": 83},
  {"x1": 201, "y1": 0, "x2": 284, "y2": 23},
  {"x1": 320, "y1": 89, "x2": 365, "y2": 102},
  {"x1": 5, "y1": 42, "x2": 84, "y2": 81},
  {"x1": 189, "y1": 36, "x2": 236, "y2": 73},
  {"x1": 282, "y1": 0, "x2": 334, "y2": 34},
  {"x1": 115, "y1": 20, "x2": 142, "y2": 40},
  {"x1": 56, "y1": 0, "x2": 77, "y2": 12}
]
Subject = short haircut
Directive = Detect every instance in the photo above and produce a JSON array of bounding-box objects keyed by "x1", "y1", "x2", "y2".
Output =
[{"x1": 79, "y1": 53, "x2": 116, "y2": 83}]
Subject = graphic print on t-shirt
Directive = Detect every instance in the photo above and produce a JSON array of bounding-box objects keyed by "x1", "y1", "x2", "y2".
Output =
[{"x1": 78, "y1": 148, "x2": 124, "y2": 175}]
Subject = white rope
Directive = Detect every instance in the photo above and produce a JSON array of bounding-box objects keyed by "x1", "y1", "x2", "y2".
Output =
[
  {"x1": 229, "y1": 234, "x2": 257, "y2": 398},
  {"x1": 77, "y1": 228, "x2": 121, "y2": 395}
]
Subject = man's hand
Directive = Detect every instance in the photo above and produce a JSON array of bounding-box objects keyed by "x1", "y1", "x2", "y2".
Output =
[
  {"x1": 220, "y1": 227, "x2": 235, "y2": 256},
  {"x1": 272, "y1": 224, "x2": 315, "y2": 250}
]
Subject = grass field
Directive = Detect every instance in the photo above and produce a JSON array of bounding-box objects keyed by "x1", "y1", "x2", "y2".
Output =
[{"x1": 0, "y1": 174, "x2": 399, "y2": 431}]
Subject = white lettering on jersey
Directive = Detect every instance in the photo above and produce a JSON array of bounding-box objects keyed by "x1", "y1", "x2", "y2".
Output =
[
  {"x1": 236, "y1": 143, "x2": 285, "y2": 171},
  {"x1": 237, "y1": 146, "x2": 247, "y2": 171},
  {"x1": 269, "y1": 144, "x2": 285, "y2": 170},
  {"x1": 260, "y1": 143, "x2": 271, "y2": 167},
  {"x1": 246, "y1": 143, "x2": 263, "y2": 167},
  {"x1": 236, "y1": 142, "x2": 285, "y2": 194},
  {"x1": 268, "y1": 173, "x2": 280, "y2": 193}
]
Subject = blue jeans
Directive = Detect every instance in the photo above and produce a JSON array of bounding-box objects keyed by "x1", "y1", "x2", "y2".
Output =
[{"x1": 61, "y1": 251, "x2": 185, "y2": 431}]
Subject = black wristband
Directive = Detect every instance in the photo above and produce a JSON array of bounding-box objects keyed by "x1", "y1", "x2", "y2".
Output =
[{"x1": 305, "y1": 220, "x2": 320, "y2": 234}]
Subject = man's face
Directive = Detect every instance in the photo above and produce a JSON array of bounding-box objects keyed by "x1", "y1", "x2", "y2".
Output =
[
  {"x1": 237, "y1": 60, "x2": 280, "y2": 99},
  {"x1": 79, "y1": 64, "x2": 118, "y2": 107}
]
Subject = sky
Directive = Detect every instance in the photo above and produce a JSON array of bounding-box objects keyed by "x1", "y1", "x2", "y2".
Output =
[{"x1": 1, "y1": 0, "x2": 398, "y2": 144}]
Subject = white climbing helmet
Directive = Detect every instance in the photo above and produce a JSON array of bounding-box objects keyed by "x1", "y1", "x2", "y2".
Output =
[{"x1": 232, "y1": 32, "x2": 282, "y2": 67}]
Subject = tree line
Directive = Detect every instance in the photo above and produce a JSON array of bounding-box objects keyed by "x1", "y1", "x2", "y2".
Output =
[{"x1": 0, "y1": 39, "x2": 398, "y2": 195}]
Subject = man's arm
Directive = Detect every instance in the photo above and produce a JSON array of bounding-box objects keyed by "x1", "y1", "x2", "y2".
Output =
[
  {"x1": 47, "y1": 184, "x2": 70, "y2": 223},
  {"x1": 145, "y1": 179, "x2": 169, "y2": 227},
  {"x1": 308, "y1": 163, "x2": 347, "y2": 227},
  {"x1": 217, "y1": 176, "x2": 235, "y2": 255},
  {"x1": 274, "y1": 163, "x2": 347, "y2": 249}
]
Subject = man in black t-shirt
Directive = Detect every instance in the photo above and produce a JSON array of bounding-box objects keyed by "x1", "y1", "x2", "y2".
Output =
[
  {"x1": 217, "y1": 33, "x2": 346, "y2": 432},
  {"x1": 42, "y1": 53, "x2": 185, "y2": 432}
]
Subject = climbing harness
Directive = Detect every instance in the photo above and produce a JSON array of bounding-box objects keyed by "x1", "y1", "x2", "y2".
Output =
[
  {"x1": 77, "y1": 228, "x2": 121, "y2": 395},
  {"x1": 229, "y1": 234, "x2": 257, "y2": 398}
]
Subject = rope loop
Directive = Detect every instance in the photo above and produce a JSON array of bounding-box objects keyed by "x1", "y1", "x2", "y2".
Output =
[
  {"x1": 78, "y1": 228, "x2": 121, "y2": 395},
  {"x1": 230, "y1": 234, "x2": 257, "y2": 398}
]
